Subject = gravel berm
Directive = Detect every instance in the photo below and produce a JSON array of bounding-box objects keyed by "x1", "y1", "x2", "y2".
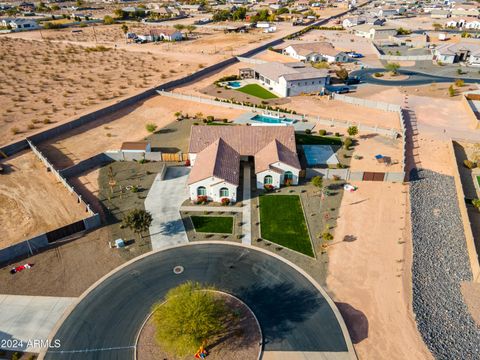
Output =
[{"x1": 410, "y1": 169, "x2": 480, "y2": 359}]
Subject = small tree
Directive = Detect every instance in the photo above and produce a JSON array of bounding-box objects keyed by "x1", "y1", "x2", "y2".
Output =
[
  {"x1": 185, "y1": 24, "x2": 196, "y2": 39},
  {"x1": 103, "y1": 15, "x2": 114, "y2": 25},
  {"x1": 121, "y1": 24, "x2": 129, "y2": 34},
  {"x1": 347, "y1": 125, "x2": 358, "y2": 137},
  {"x1": 472, "y1": 198, "x2": 480, "y2": 211},
  {"x1": 153, "y1": 282, "x2": 227, "y2": 356},
  {"x1": 335, "y1": 68, "x2": 348, "y2": 81},
  {"x1": 385, "y1": 62, "x2": 400, "y2": 75},
  {"x1": 311, "y1": 176, "x2": 323, "y2": 189},
  {"x1": 448, "y1": 85, "x2": 455, "y2": 97},
  {"x1": 122, "y1": 209, "x2": 153, "y2": 238},
  {"x1": 343, "y1": 137, "x2": 353, "y2": 150},
  {"x1": 455, "y1": 79, "x2": 464, "y2": 87},
  {"x1": 432, "y1": 23, "x2": 443, "y2": 31},
  {"x1": 146, "y1": 123, "x2": 157, "y2": 132}
]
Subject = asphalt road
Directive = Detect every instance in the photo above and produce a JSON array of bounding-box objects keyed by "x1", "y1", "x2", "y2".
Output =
[
  {"x1": 351, "y1": 68, "x2": 480, "y2": 86},
  {"x1": 44, "y1": 244, "x2": 349, "y2": 360}
]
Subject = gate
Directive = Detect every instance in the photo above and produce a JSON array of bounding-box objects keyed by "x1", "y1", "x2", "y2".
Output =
[
  {"x1": 161, "y1": 153, "x2": 188, "y2": 162},
  {"x1": 362, "y1": 172, "x2": 385, "y2": 181},
  {"x1": 46, "y1": 220, "x2": 86, "y2": 243}
]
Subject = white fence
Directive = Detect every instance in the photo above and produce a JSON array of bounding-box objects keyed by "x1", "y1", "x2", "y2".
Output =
[
  {"x1": 305, "y1": 168, "x2": 405, "y2": 182},
  {"x1": 379, "y1": 54, "x2": 433, "y2": 61}
]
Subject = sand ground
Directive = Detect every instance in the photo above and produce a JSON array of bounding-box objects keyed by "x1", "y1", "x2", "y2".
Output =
[
  {"x1": 37, "y1": 96, "x2": 244, "y2": 168},
  {"x1": 0, "y1": 151, "x2": 87, "y2": 248},
  {"x1": 326, "y1": 181, "x2": 432, "y2": 360}
]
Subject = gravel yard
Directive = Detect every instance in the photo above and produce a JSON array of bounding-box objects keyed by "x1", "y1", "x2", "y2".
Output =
[{"x1": 410, "y1": 168, "x2": 480, "y2": 360}]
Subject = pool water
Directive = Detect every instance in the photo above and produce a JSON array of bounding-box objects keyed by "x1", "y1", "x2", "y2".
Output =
[
  {"x1": 251, "y1": 114, "x2": 295, "y2": 124},
  {"x1": 228, "y1": 81, "x2": 242, "y2": 88}
]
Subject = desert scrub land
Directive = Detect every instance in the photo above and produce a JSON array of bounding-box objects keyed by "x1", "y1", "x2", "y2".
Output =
[{"x1": 0, "y1": 36, "x2": 204, "y2": 147}]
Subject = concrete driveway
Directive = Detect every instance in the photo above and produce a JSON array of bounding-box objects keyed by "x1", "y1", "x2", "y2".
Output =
[
  {"x1": 145, "y1": 166, "x2": 190, "y2": 250},
  {"x1": 0, "y1": 295, "x2": 75, "y2": 353}
]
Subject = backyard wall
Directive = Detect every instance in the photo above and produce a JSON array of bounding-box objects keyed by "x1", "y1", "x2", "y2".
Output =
[
  {"x1": 461, "y1": 94, "x2": 480, "y2": 129},
  {"x1": 448, "y1": 139, "x2": 480, "y2": 282},
  {"x1": 305, "y1": 168, "x2": 405, "y2": 182}
]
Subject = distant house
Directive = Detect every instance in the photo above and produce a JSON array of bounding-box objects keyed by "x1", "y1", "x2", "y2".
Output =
[
  {"x1": 451, "y1": 8, "x2": 479, "y2": 17},
  {"x1": 150, "y1": 28, "x2": 183, "y2": 41},
  {"x1": 239, "y1": 60, "x2": 329, "y2": 97},
  {"x1": 1, "y1": 18, "x2": 39, "y2": 30},
  {"x1": 18, "y1": 2, "x2": 35, "y2": 12},
  {"x1": 352, "y1": 24, "x2": 397, "y2": 40},
  {"x1": 465, "y1": 21, "x2": 480, "y2": 30},
  {"x1": 283, "y1": 42, "x2": 350, "y2": 63},
  {"x1": 433, "y1": 42, "x2": 480, "y2": 66},
  {"x1": 342, "y1": 16, "x2": 365, "y2": 28},
  {"x1": 430, "y1": 9, "x2": 451, "y2": 18},
  {"x1": 188, "y1": 126, "x2": 301, "y2": 203}
]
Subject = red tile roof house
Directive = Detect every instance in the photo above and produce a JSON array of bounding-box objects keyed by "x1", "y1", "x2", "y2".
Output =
[{"x1": 187, "y1": 126, "x2": 301, "y2": 203}]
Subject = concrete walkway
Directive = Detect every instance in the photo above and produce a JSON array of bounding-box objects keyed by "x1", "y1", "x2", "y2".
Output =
[
  {"x1": 0, "y1": 295, "x2": 75, "y2": 353},
  {"x1": 145, "y1": 167, "x2": 190, "y2": 250},
  {"x1": 241, "y1": 163, "x2": 252, "y2": 245}
]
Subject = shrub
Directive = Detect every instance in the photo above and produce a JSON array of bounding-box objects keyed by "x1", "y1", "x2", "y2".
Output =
[
  {"x1": 221, "y1": 197, "x2": 230, "y2": 206},
  {"x1": 374, "y1": 72, "x2": 384, "y2": 77},
  {"x1": 448, "y1": 85, "x2": 455, "y2": 97},
  {"x1": 347, "y1": 125, "x2": 358, "y2": 136},
  {"x1": 335, "y1": 132, "x2": 340, "y2": 137},
  {"x1": 455, "y1": 79, "x2": 464, "y2": 87},
  {"x1": 206, "y1": 115, "x2": 214, "y2": 122},
  {"x1": 146, "y1": 123, "x2": 157, "y2": 132},
  {"x1": 264, "y1": 184, "x2": 274, "y2": 192},
  {"x1": 130, "y1": 185, "x2": 139, "y2": 193},
  {"x1": 104, "y1": 15, "x2": 114, "y2": 24},
  {"x1": 464, "y1": 159, "x2": 476, "y2": 169},
  {"x1": 284, "y1": 178, "x2": 292, "y2": 186},
  {"x1": 472, "y1": 198, "x2": 480, "y2": 211},
  {"x1": 318, "y1": 129, "x2": 326, "y2": 136},
  {"x1": 305, "y1": 128, "x2": 311, "y2": 134},
  {"x1": 311, "y1": 176, "x2": 323, "y2": 189},
  {"x1": 10, "y1": 127, "x2": 20, "y2": 135},
  {"x1": 44, "y1": 118, "x2": 52, "y2": 124},
  {"x1": 322, "y1": 232, "x2": 333, "y2": 241},
  {"x1": 343, "y1": 137, "x2": 353, "y2": 149}
]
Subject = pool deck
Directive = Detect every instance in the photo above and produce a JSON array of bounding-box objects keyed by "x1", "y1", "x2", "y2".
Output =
[{"x1": 233, "y1": 112, "x2": 315, "y2": 131}]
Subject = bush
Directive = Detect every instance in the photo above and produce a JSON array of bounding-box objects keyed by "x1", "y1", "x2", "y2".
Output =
[
  {"x1": 335, "y1": 132, "x2": 340, "y2": 137},
  {"x1": 464, "y1": 159, "x2": 476, "y2": 169},
  {"x1": 206, "y1": 115, "x2": 214, "y2": 122},
  {"x1": 305, "y1": 128, "x2": 311, "y2": 134},
  {"x1": 448, "y1": 85, "x2": 455, "y2": 97},
  {"x1": 455, "y1": 79, "x2": 464, "y2": 87},
  {"x1": 322, "y1": 232, "x2": 334, "y2": 241},
  {"x1": 146, "y1": 123, "x2": 157, "y2": 132},
  {"x1": 221, "y1": 197, "x2": 230, "y2": 206},
  {"x1": 264, "y1": 184, "x2": 274, "y2": 192},
  {"x1": 10, "y1": 127, "x2": 20, "y2": 135},
  {"x1": 374, "y1": 72, "x2": 384, "y2": 77},
  {"x1": 347, "y1": 125, "x2": 358, "y2": 136},
  {"x1": 311, "y1": 175, "x2": 323, "y2": 189},
  {"x1": 318, "y1": 129, "x2": 326, "y2": 136},
  {"x1": 104, "y1": 15, "x2": 114, "y2": 24},
  {"x1": 472, "y1": 198, "x2": 480, "y2": 211},
  {"x1": 196, "y1": 195, "x2": 208, "y2": 204},
  {"x1": 343, "y1": 137, "x2": 353, "y2": 149}
]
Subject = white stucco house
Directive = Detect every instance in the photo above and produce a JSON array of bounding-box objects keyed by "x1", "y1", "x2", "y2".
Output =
[
  {"x1": 187, "y1": 126, "x2": 301, "y2": 203},
  {"x1": 433, "y1": 42, "x2": 480, "y2": 66},
  {"x1": 283, "y1": 42, "x2": 350, "y2": 63},
  {"x1": 1, "y1": 18, "x2": 39, "y2": 30},
  {"x1": 149, "y1": 27, "x2": 183, "y2": 41},
  {"x1": 239, "y1": 60, "x2": 329, "y2": 97},
  {"x1": 352, "y1": 24, "x2": 397, "y2": 40}
]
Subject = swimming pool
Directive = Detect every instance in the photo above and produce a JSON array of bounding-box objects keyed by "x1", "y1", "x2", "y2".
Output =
[
  {"x1": 251, "y1": 114, "x2": 296, "y2": 124},
  {"x1": 228, "y1": 81, "x2": 242, "y2": 88}
]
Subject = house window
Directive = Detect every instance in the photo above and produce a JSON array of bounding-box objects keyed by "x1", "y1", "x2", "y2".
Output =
[
  {"x1": 219, "y1": 187, "x2": 229, "y2": 197},
  {"x1": 264, "y1": 175, "x2": 273, "y2": 185},
  {"x1": 284, "y1": 171, "x2": 293, "y2": 180},
  {"x1": 197, "y1": 186, "x2": 206, "y2": 196}
]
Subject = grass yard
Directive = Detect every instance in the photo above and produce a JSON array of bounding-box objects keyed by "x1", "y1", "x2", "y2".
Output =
[
  {"x1": 191, "y1": 216, "x2": 234, "y2": 234},
  {"x1": 259, "y1": 195, "x2": 314, "y2": 257},
  {"x1": 296, "y1": 133, "x2": 342, "y2": 146},
  {"x1": 236, "y1": 84, "x2": 278, "y2": 99},
  {"x1": 477, "y1": 176, "x2": 480, "y2": 188}
]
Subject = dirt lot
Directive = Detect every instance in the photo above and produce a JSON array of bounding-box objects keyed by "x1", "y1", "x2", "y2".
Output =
[
  {"x1": 37, "y1": 96, "x2": 244, "y2": 169},
  {"x1": 0, "y1": 226, "x2": 125, "y2": 296},
  {"x1": 0, "y1": 22, "x2": 288, "y2": 148},
  {"x1": 0, "y1": 151, "x2": 86, "y2": 249},
  {"x1": 349, "y1": 133, "x2": 403, "y2": 172},
  {"x1": 326, "y1": 181, "x2": 432, "y2": 360}
]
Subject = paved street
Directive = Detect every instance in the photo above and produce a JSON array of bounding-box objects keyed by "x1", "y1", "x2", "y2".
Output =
[
  {"x1": 144, "y1": 167, "x2": 190, "y2": 250},
  {"x1": 44, "y1": 243, "x2": 354, "y2": 360},
  {"x1": 0, "y1": 295, "x2": 75, "y2": 352}
]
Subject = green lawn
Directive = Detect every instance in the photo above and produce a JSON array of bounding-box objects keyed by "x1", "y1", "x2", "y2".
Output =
[
  {"x1": 191, "y1": 216, "x2": 233, "y2": 234},
  {"x1": 236, "y1": 84, "x2": 278, "y2": 99},
  {"x1": 295, "y1": 133, "x2": 342, "y2": 146},
  {"x1": 477, "y1": 176, "x2": 480, "y2": 187},
  {"x1": 259, "y1": 195, "x2": 314, "y2": 257}
]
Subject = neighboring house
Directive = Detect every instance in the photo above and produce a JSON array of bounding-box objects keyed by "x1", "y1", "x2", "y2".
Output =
[
  {"x1": 18, "y1": 2, "x2": 34, "y2": 12},
  {"x1": 150, "y1": 27, "x2": 183, "y2": 41},
  {"x1": 120, "y1": 141, "x2": 151, "y2": 153},
  {"x1": 352, "y1": 24, "x2": 397, "y2": 40},
  {"x1": 342, "y1": 16, "x2": 365, "y2": 28},
  {"x1": 187, "y1": 126, "x2": 301, "y2": 203},
  {"x1": 379, "y1": 8, "x2": 399, "y2": 17},
  {"x1": 283, "y1": 42, "x2": 350, "y2": 63},
  {"x1": 451, "y1": 8, "x2": 479, "y2": 17},
  {"x1": 465, "y1": 21, "x2": 480, "y2": 30},
  {"x1": 1, "y1": 18, "x2": 39, "y2": 30},
  {"x1": 430, "y1": 9, "x2": 451, "y2": 18},
  {"x1": 433, "y1": 42, "x2": 480, "y2": 65},
  {"x1": 239, "y1": 61, "x2": 329, "y2": 97}
]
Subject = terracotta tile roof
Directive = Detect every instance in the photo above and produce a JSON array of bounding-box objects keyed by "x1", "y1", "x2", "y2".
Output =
[
  {"x1": 254, "y1": 139, "x2": 301, "y2": 173},
  {"x1": 189, "y1": 125, "x2": 297, "y2": 155},
  {"x1": 188, "y1": 138, "x2": 240, "y2": 185}
]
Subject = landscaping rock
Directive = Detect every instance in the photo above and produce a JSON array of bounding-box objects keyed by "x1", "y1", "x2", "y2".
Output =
[{"x1": 409, "y1": 169, "x2": 480, "y2": 360}]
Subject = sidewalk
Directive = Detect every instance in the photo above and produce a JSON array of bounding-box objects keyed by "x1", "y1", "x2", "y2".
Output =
[{"x1": 0, "y1": 295, "x2": 75, "y2": 353}]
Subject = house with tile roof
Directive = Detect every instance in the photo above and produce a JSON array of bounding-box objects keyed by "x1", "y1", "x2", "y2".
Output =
[
  {"x1": 283, "y1": 42, "x2": 350, "y2": 63},
  {"x1": 187, "y1": 126, "x2": 301, "y2": 203},
  {"x1": 433, "y1": 41, "x2": 480, "y2": 66}
]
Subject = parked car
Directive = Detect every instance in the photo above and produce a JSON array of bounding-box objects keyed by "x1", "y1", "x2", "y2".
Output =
[
  {"x1": 326, "y1": 86, "x2": 350, "y2": 94},
  {"x1": 346, "y1": 52, "x2": 363, "y2": 58}
]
